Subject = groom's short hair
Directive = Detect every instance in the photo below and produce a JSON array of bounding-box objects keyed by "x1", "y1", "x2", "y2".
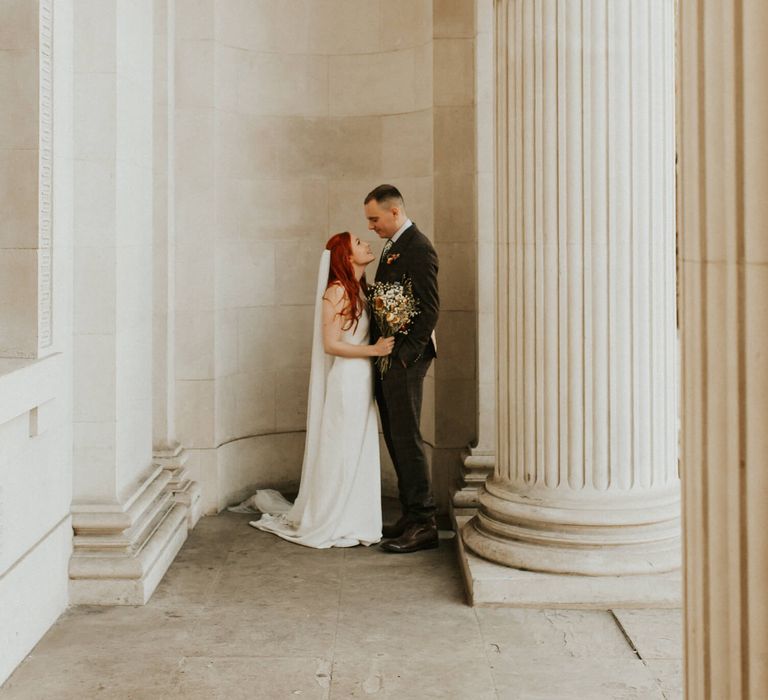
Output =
[{"x1": 364, "y1": 184, "x2": 405, "y2": 210}]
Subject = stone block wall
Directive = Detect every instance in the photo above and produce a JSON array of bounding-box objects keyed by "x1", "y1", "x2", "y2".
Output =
[
  {"x1": 0, "y1": 0, "x2": 75, "y2": 684},
  {"x1": 175, "y1": 0, "x2": 450, "y2": 511}
]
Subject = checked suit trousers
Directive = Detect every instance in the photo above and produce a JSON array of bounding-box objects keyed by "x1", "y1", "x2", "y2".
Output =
[{"x1": 374, "y1": 356, "x2": 436, "y2": 522}]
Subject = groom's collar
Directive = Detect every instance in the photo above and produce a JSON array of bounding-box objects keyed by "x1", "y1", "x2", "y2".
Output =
[{"x1": 390, "y1": 218, "x2": 412, "y2": 245}]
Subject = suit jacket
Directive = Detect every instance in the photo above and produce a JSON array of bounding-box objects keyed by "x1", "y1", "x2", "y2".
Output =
[{"x1": 371, "y1": 223, "x2": 439, "y2": 367}]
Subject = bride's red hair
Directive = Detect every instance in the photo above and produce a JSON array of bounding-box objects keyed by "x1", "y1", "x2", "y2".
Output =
[{"x1": 325, "y1": 232, "x2": 367, "y2": 330}]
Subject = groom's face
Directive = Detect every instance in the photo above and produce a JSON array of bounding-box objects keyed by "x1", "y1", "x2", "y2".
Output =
[{"x1": 364, "y1": 199, "x2": 400, "y2": 239}]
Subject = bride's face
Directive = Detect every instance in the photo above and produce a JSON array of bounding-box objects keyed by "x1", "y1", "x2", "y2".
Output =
[{"x1": 349, "y1": 236, "x2": 375, "y2": 267}]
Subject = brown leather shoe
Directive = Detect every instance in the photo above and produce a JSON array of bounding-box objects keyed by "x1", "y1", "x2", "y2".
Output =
[
  {"x1": 382, "y1": 515, "x2": 411, "y2": 539},
  {"x1": 380, "y1": 521, "x2": 438, "y2": 553}
]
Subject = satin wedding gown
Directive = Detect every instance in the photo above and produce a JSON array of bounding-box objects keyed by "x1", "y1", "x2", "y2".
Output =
[{"x1": 248, "y1": 252, "x2": 382, "y2": 548}]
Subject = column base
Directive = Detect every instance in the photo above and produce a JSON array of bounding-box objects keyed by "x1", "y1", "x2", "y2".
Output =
[
  {"x1": 453, "y1": 514, "x2": 681, "y2": 608},
  {"x1": 464, "y1": 478, "x2": 681, "y2": 576},
  {"x1": 153, "y1": 443, "x2": 203, "y2": 529},
  {"x1": 451, "y1": 447, "x2": 495, "y2": 516},
  {"x1": 69, "y1": 467, "x2": 189, "y2": 605}
]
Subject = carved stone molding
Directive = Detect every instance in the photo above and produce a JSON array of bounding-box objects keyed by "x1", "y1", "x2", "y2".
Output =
[
  {"x1": 452, "y1": 447, "x2": 495, "y2": 514},
  {"x1": 154, "y1": 443, "x2": 203, "y2": 530},
  {"x1": 70, "y1": 467, "x2": 189, "y2": 605},
  {"x1": 38, "y1": 0, "x2": 54, "y2": 350}
]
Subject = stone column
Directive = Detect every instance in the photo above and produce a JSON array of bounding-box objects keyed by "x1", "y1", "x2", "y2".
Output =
[
  {"x1": 678, "y1": 2, "x2": 768, "y2": 696},
  {"x1": 453, "y1": 0, "x2": 496, "y2": 515},
  {"x1": 463, "y1": 0, "x2": 680, "y2": 577},
  {"x1": 152, "y1": 0, "x2": 201, "y2": 529},
  {"x1": 69, "y1": 0, "x2": 189, "y2": 604},
  {"x1": 173, "y1": 0, "x2": 218, "y2": 515}
]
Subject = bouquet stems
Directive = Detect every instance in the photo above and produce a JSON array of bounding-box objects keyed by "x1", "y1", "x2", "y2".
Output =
[{"x1": 376, "y1": 350, "x2": 392, "y2": 379}]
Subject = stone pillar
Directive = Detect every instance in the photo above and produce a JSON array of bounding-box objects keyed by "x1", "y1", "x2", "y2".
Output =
[
  {"x1": 453, "y1": 0, "x2": 496, "y2": 515},
  {"x1": 69, "y1": 0, "x2": 189, "y2": 604},
  {"x1": 463, "y1": 0, "x2": 680, "y2": 577},
  {"x1": 431, "y1": 0, "x2": 477, "y2": 513},
  {"x1": 152, "y1": 0, "x2": 201, "y2": 529},
  {"x1": 173, "y1": 0, "x2": 218, "y2": 515},
  {"x1": 678, "y1": 2, "x2": 768, "y2": 696}
]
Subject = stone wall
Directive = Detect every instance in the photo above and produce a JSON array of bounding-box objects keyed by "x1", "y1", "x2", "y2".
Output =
[
  {"x1": 0, "y1": 0, "x2": 75, "y2": 683},
  {"x1": 0, "y1": 0, "x2": 45, "y2": 358},
  {"x1": 175, "y1": 0, "x2": 454, "y2": 511}
]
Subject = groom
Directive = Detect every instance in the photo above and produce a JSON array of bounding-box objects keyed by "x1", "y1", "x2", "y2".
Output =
[{"x1": 364, "y1": 185, "x2": 439, "y2": 554}]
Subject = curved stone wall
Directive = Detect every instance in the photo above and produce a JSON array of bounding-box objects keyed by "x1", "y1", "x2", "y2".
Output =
[{"x1": 176, "y1": 0, "x2": 435, "y2": 508}]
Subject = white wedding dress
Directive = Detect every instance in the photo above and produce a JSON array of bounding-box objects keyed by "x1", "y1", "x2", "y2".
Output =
[{"x1": 247, "y1": 251, "x2": 382, "y2": 548}]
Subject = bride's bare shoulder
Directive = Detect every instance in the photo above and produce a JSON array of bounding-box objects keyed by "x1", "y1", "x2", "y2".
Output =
[{"x1": 323, "y1": 281, "x2": 347, "y2": 306}]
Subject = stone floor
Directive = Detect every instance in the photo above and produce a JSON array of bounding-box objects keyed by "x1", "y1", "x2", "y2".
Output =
[{"x1": 1, "y1": 510, "x2": 683, "y2": 699}]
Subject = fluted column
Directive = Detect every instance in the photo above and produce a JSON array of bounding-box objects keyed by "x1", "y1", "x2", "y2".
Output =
[
  {"x1": 678, "y1": 2, "x2": 768, "y2": 697},
  {"x1": 463, "y1": 0, "x2": 680, "y2": 576}
]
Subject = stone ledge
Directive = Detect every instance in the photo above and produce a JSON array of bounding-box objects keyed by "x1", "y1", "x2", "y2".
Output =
[
  {"x1": 0, "y1": 353, "x2": 61, "y2": 425},
  {"x1": 453, "y1": 515, "x2": 682, "y2": 608}
]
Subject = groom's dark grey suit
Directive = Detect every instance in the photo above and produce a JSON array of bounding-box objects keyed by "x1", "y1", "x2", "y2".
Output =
[{"x1": 370, "y1": 222, "x2": 439, "y2": 523}]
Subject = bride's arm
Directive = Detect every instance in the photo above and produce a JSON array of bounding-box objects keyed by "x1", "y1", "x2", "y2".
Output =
[{"x1": 322, "y1": 284, "x2": 393, "y2": 358}]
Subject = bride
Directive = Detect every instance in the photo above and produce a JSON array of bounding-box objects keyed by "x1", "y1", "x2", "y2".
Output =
[{"x1": 248, "y1": 232, "x2": 394, "y2": 548}]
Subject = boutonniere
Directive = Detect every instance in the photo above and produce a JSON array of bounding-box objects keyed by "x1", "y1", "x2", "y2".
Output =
[{"x1": 386, "y1": 253, "x2": 400, "y2": 265}]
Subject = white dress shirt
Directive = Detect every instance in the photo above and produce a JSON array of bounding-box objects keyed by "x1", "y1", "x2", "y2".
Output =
[{"x1": 390, "y1": 218, "x2": 412, "y2": 244}]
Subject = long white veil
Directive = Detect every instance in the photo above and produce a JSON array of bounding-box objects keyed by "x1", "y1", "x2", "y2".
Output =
[
  {"x1": 284, "y1": 250, "x2": 332, "y2": 521},
  {"x1": 228, "y1": 251, "x2": 331, "y2": 519}
]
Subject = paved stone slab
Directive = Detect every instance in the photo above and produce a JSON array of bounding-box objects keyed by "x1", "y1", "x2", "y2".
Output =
[
  {"x1": 612, "y1": 609, "x2": 683, "y2": 660},
  {"x1": 492, "y1": 658, "x2": 666, "y2": 700},
  {"x1": 643, "y1": 659, "x2": 683, "y2": 700},
  {"x1": 331, "y1": 652, "x2": 497, "y2": 700},
  {"x1": 167, "y1": 656, "x2": 332, "y2": 699},
  {"x1": 476, "y1": 608, "x2": 638, "y2": 661},
  {"x1": 0, "y1": 510, "x2": 684, "y2": 699}
]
